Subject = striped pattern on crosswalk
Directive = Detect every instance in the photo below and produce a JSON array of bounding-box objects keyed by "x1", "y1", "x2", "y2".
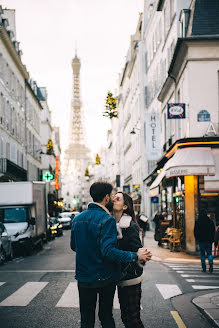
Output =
[
  {"x1": 0, "y1": 282, "x2": 48, "y2": 306},
  {"x1": 0, "y1": 281, "x2": 120, "y2": 309},
  {"x1": 166, "y1": 263, "x2": 219, "y2": 290}
]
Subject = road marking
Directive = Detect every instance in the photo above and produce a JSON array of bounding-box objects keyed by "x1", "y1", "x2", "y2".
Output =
[
  {"x1": 0, "y1": 282, "x2": 48, "y2": 306},
  {"x1": 56, "y1": 282, "x2": 79, "y2": 307},
  {"x1": 192, "y1": 285, "x2": 219, "y2": 290},
  {"x1": 0, "y1": 282, "x2": 5, "y2": 287},
  {"x1": 177, "y1": 270, "x2": 219, "y2": 274},
  {"x1": 173, "y1": 268, "x2": 219, "y2": 271},
  {"x1": 156, "y1": 284, "x2": 182, "y2": 299},
  {"x1": 181, "y1": 274, "x2": 219, "y2": 278},
  {"x1": 55, "y1": 282, "x2": 121, "y2": 309},
  {"x1": 186, "y1": 279, "x2": 219, "y2": 283},
  {"x1": 0, "y1": 270, "x2": 75, "y2": 273},
  {"x1": 170, "y1": 311, "x2": 187, "y2": 328}
]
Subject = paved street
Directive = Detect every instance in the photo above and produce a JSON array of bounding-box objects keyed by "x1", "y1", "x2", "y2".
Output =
[{"x1": 0, "y1": 230, "x2": 218, "y2": 328}]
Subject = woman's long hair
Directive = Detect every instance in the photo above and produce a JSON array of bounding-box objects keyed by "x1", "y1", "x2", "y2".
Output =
[{"x1": 116, "y1": 192, "x2": 140, "y2": 229}]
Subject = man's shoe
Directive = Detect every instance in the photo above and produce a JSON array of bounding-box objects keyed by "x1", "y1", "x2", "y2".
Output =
[
  {"x1": 202, "y1": 269, "x2": 206, "y2": 272},
  {"x1": 209, "y1": 263, "x2": 213, "y2": 273}
]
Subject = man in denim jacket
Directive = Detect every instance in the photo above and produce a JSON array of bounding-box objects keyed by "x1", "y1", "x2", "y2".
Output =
[{"x1": 71, "y1": 181, "x2": 152, "y2": 328}]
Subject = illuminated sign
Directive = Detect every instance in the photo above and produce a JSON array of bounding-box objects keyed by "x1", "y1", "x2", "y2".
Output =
[
  {"x1": 55, "y1": 156, "x2": 59, "y2": 190},
  {"x1": 43, "y1": 171, "x2": 53, "y2": 182}
]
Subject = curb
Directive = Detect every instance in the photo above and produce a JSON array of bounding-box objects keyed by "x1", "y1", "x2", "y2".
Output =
[{"x1": 192, "y1": 292, "x2": 219, "y2": 327}]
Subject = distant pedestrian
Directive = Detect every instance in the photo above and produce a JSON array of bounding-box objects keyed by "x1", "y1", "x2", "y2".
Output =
[
  {"x1": 194, "y1": 209, "x2": 215, "y2": 273},
  {"x1": 214, "y1": 226, "x2": 219, "y2": 255},
  {"x1": 71, "y1": 182, "x2": 152, "y2": 328},
  {"x1": 153, "y1": 211, "x2": 164, "y2": 246},
  {"x1": 113, "y1": 192, "x2": 151, "y2": 328},
  {"x1": 138, "y1": 212, "x2": 149, "y2": 246}
]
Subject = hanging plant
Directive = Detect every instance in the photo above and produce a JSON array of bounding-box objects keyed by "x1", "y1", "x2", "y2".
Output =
[{"x1": 103, "y1": 91, "x2": 118, "y2": 119}]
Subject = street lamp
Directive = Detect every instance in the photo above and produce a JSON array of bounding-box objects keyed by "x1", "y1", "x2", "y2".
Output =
[{"x1": 130, "y1": 128, "x2": 140, "y2": 134}]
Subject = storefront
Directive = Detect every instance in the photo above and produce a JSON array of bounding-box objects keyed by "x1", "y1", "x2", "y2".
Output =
[{"x1": 148, "y1": 137, "x2": 219, "y2": 253}]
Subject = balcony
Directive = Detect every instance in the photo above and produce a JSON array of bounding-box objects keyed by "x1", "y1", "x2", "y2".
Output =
[{"x1": 0, "y1": 158, "x2": 27, "y2": 181}]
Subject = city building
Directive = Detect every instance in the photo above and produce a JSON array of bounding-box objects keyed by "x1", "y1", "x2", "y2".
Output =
[
  {"x1": 0, "y1": 7, "x2": 42, "y2": 182},
  {"x1": 145, "y1": 0, "x2": 219, "y2": 252}
]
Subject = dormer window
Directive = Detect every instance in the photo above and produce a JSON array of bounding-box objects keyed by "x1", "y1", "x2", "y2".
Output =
[{"x1": 179, "y1": 9, "x2": 190, "y2": 38}]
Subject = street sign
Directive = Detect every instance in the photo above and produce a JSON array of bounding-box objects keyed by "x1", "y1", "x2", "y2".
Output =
[
  {"x1": 151, "y1": 196, "x2": 159, "y2": 203},
  {"x1": 43, "y1": 171, "x2": 54, "y2": 182},
  {"x1": 167, "y1": 103, "x2": 186, "y2": 119},
  {"x1": 197, "y1": 110, "x2": 210, "y2": 122}
]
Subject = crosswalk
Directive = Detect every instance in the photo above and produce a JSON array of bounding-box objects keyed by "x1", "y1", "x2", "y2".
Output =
[
  {"x1": 0, "y1": 281, "x2": 120, "y2": 309},
  {"x1": 155, "y1": 263, "x2": 219, "y2": 299},
  {"x1": 1, "y1": 264, "x2": 218, "y2": 307}
]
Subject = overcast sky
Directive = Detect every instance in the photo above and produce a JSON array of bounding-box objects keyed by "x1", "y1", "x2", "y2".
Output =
[{"x1": 1, "y1": 0, "x2": 143, "y2": 157}]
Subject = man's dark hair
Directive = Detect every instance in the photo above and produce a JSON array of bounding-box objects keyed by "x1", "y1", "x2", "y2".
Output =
[{"x1": 90, "y1": 181, "x2": 113, "y2": 202}]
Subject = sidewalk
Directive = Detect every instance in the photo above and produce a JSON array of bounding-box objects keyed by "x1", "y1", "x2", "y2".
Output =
[
  {"x1": 144, "y1": 230, "x2": 219, "y2": 327},
  {"x1": 144, "y1": 229, "x2": 219, "y2": 265}
]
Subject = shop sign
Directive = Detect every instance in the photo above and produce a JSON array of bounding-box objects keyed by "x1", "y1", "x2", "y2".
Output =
[
  {"x1": 145, "y1": 112, "x2": 161, "y2": 160},
  {"x1": 205, "y1": 122, "x2": 217, "y2": 136},
  {"x1": 166, "y1": 166, "x2": 215, "y2": 178},
  {"x1": 167, "y1": 103, "x2": 186, "y2": 119},
  {"x1": 123, "y1": 185, "x2": 130, "y2": 193},
  {"x1": 197, "y1": 110, "x2": 210, "y2": 122},
  {"x1": 151, "y1": 196, "x2": 159, "y2": 203}
]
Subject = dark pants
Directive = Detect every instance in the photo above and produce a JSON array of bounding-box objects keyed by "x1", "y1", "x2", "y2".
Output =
[
  {"x1": 78, "y1": 282, "x2": 116, "y2": 328},
  {"x1": 118, "y1": 283, "x2": 144, "y2": 328},
  {"x1": 199, "y1": 242, "x2": 213, "y2": 270}
]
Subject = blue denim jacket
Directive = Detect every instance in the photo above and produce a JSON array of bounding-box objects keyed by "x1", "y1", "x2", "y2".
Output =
[{"x1": 70, "y1": 203, "x2": 137, "y2": 282}]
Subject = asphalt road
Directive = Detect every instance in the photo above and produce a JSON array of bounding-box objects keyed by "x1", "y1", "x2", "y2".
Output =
[{"x1": 0, "y1": 230, "x2": 218, "y2": 328}]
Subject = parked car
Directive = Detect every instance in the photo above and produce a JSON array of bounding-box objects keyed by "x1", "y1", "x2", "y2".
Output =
[
  {"x1": 58, "y1": 212, "x2": 74, "y2": 229},
  {"x1": 50, "y1": 217, "x2": 63, "y2": 236},
  {"x1": 0, "y1": 222, "x2": 13, "y2": 264}
]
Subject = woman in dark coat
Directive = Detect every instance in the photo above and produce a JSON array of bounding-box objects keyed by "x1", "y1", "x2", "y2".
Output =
[
  {"x1": 194, "y1": 209, "x2": 215, "y2": 273},
  {"x1": 113, "y1": 192, "x2": 152, "y2": 328}
]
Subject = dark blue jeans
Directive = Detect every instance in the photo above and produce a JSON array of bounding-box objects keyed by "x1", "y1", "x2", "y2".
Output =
[
  {"x1": 199, "y1": 242, "x2": 213, "y2": 270},
  {"x1": 78, "y1": 282, "x2": 116, "y2": 328}
]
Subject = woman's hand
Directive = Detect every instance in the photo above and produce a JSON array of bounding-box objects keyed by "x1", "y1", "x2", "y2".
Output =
[{"x1": 137, "y1": 248, "x2": 152, "y2": 262}]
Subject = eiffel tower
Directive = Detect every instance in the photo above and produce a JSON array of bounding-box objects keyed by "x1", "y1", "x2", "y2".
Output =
[{"x1": 64, "y1": 52, "x2": 90, "y2": 172}]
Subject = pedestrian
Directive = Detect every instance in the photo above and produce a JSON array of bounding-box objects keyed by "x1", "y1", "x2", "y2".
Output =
[
  {"x1": 153, "y1": 211, "x2": 164, "y2": 246},
  {"x1": 194, "y1": 208, "x2": 215, "y2": 273},
  {"x1": 138, "y1": 212, "x2": 149, "y2": 246},
  {"x1": 214, "y1": 225, "x2": 219, "y2": 255},
  {"x1": 113, "y1": 192, "x2": 151, "y2": 328},
  {"x1": 70, "y1": 182, "x2": 152, "y2": 328}
]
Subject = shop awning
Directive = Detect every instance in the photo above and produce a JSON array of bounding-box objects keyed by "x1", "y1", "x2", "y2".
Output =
[
  {"x1": 165, "y1": 147, "x2": 215, "y2": 178},
  {"x1": 204, "y1": 149, "x2": 219, "y2": 191},
  {"x1": 149, "y1": 167, "x2": 166, "y2": 191}
]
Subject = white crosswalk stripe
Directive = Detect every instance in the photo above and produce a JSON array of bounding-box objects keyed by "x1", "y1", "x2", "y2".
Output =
[
  {"x1": 56, "y1": 282, "x2": 79, "y2": 307},
  {"x1": 0, "y1": 282, "x2": 48, "y2": 306},
  {"x1": 0, "y1": 281, "x2": 121, "y2": 309},
  {"x1": 165, "y1": 263, "x2": 219, "y2": 290},
  {"x1": 156, "y1": 284, "x2": 182, "y2": 299}
]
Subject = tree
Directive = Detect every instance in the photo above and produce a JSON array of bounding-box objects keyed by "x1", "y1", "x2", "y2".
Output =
[
  {"x1": 46, "y1": 139, "x2": 55, "y2": 155},
  {"x1": 103, "y1": 91, "x2": 118, "y2": 119},
  {"x1": 85, "y1": 167, "x2": 90, "y2": 177},
  {"x1": 95, "y1": 154, "x2": 101, "y2": 165}
]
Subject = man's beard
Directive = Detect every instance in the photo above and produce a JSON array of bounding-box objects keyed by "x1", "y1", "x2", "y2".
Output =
[{"x1": 105, "y1": 199, "x2": 113, "y2": 213}]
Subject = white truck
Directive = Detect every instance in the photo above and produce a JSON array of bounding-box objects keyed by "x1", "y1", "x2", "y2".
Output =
[{"x1": 0, "y1": 181, "x2": 47, "y2": 255}]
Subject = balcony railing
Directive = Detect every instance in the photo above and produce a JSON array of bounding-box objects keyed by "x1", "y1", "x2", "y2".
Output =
[{"x1": 0, "y1": 158, "x2": 27, "y2": 181}]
